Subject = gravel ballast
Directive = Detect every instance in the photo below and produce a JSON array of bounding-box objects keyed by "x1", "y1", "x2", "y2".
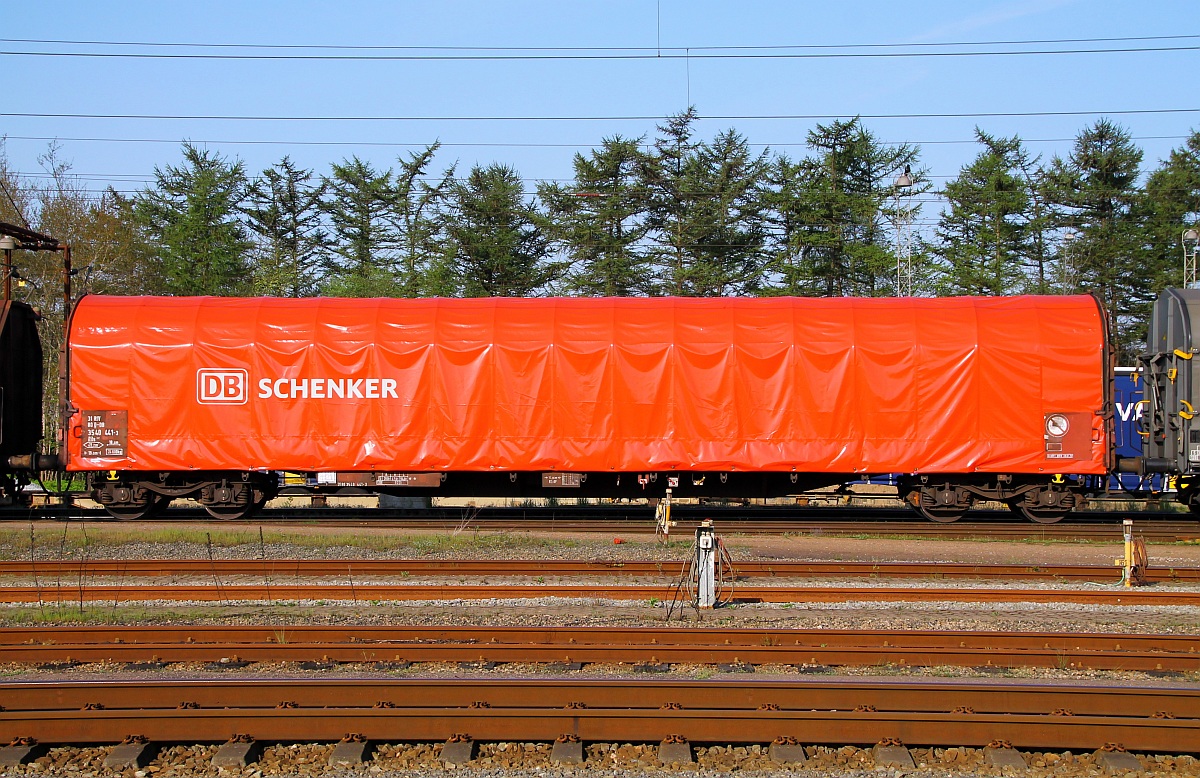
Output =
[{"x1": 0, "y1": 522, "x2": 1197, "y2": 775}]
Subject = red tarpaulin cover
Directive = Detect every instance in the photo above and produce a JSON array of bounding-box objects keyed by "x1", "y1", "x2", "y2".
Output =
[{"x1": 65, "y1": 295, "x2": 1108, "y2": 475}]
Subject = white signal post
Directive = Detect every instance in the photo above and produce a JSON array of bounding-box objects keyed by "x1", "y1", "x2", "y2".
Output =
[{"x1": 696, "y1": 519, "x2": 717, "y2": 609}]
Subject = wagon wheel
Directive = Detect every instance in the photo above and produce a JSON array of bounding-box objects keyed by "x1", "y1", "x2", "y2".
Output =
[
  {"x1": 204, "y1": 504, "x2": 254, "y2": 521},
  {"x1": 914, "y1": 503, "x2": 968, "y2": 523},
  {"x1": 104, "y1": 500, "x2": 159, "y2": 521},
  {"x1": 1008, "y1": 502, "x2": 1069, "y2": 524},
  {"x1": 203, "y1": 492, "x2": 268, "y2": 521}
]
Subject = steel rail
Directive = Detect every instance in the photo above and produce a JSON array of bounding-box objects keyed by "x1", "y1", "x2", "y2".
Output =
[
  {"x1": 271, "y1": 519, "x2": 1196, "y2": 541},
  {"x1": 0, "y1": 679, "x2": 1194, "y2": 751},
  {"x1": 9, "y1": 505, "x2": 1200, "y2": 540},
  {"x1": 2, "y1": 625, "x2": 1198, "y2": 671},
  {"x1": 6, "y1": 559, "x2": 1199, "y2": 582},
  {"x1": 5, "y1": 624, "x2": 1199, "y2": 651},
  {"x1": 5, "y1": 583, "x2": 1199, "y2": 605}
]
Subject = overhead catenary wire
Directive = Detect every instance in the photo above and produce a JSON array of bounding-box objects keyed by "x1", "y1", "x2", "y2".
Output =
[
  {"x1": 5, "y1": 45, "x2": 1199, "y2": 61},
  {"x1": 6, "y1": 32, "x2": 1198, "y2": 51},
  {"x1": 2, "y1": 33, "x2": 1198, "y2": 61},
  {"x1": 3, "y1": 108, "x2": 1198, "y2": 121},
  {"x1": 1, "y1": 133, "x2": 1192, "y2": 149}
]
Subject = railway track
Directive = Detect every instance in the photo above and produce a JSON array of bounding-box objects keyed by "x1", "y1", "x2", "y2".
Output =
[
  {"x1": 4, "y1": 625, "x2": 1199, "y2": 672},
  {"x1": 0, "y1": 678, "x2": 1195, "y2": 752},
  {"x1": 8, "y1": 581, "x2": 1200, "y2": 605},
  {"x1": 9, "y1": 504, "x2": 1200, "y2": 541},
  {"x1": 6, "y1": 558, "x2": 1199, "y2": 582}
]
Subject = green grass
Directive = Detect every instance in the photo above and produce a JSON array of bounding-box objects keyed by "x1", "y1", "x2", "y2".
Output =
[
  {"x1": 0, "y1": 526, "x2": 582, "y2": 559},
  {"x1": 0, "y1": 604, "x2": 221, "y2": 626},
  {"x1": 0, "y1": 602, "x2": 338, "y2": 626}
]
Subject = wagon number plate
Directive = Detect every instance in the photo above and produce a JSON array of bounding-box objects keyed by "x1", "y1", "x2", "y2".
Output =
[{"x1": 81, "y1": 410, "x2": 128, "y2": 459}]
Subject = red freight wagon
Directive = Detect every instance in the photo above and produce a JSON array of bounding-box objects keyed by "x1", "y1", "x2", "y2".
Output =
[{"x1": 65, "y1": 295, "x2": 1111, "y2": 521}]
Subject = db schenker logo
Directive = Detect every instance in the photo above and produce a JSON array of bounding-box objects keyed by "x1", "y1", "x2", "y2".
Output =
[{"x1": 197, "y1": 369, "x2": 248, "y2": 405}]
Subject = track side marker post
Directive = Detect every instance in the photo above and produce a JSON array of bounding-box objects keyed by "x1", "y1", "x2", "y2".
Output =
[
  {"x1": 655, "y1": 487, "x2": 674, "y2": 540},
  {"x1": 1114, "y1": 519, "x2": 1144, "y2": 587},
  {"x1": 696, "y1": 519, "x2": 717, "y2": 609}
]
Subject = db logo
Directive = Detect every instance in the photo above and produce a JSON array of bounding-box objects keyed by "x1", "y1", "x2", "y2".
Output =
[{"x1": 197, "y1": 369, "x2": 248, "y2": 405}]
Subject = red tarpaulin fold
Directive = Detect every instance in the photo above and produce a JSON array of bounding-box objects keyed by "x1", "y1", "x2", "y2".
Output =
[{"x1": 65, "y1": 295, "x2": 1108, "y2": 475}]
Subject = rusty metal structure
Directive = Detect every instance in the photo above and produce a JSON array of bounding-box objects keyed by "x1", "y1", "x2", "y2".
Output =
[
  {"x1": 1, "y1": 580, "x2": 1196, "y2": 606},
  {"x1": 0, "y1": 221, "x2": 73, "y2": 339},
  {"x1": 0, "y1": 221, "x2": 72, "y2": 503},
  {"x1": 0, "y1": 296, "x2": 41, "y2": 504},
  {"x1": 0, "y1": 624, "x2": 1198, "y2": 672},
  {"x1": 0, "y1": 678, "x2": 1194, "y2": 752},
  {"x1": 2, "y1": 557, "x2": 1196, "y2": 582}
]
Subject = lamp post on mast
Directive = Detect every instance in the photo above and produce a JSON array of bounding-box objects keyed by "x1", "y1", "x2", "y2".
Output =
[
  {"x1": 1184, "y1": 228, "x2": 1200, "y2": 289},
  {"x1": 893, "y1": 166, "x2": 914, "y2": 297}
]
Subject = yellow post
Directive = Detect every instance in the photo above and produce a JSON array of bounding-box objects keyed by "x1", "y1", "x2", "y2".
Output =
[
  {"x1": 1117, "y1": 519, "x2": 1134, "y2": 587},
  {"x1": 656, "y1": 487, "x2": 674, "y2": 540}
]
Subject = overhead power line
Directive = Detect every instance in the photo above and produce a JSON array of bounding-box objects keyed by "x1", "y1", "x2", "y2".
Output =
[
  {"x1": 13, "y1": 170, "x2": 1200, "y2": 191},
  {"x1": 2, "y1": 135, "x2": 597, "y2": 148},
  {"x1": 3, "y1": 108, "x2": 1198, "y2": 122},
  {"x1": 2, "y1": 32, "x2": 1197, "y2": 52},
  {"x1": 3, "y1": 44, "x2": 1198, "y2": 61},
  {"x1": 1, "y1": 133, "x2": 1190, "y2": 149}
]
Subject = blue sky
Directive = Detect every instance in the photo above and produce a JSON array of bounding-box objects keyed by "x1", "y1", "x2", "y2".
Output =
[{"x1": 2, "y1": 0, "x2": 1197, "y2": 231}]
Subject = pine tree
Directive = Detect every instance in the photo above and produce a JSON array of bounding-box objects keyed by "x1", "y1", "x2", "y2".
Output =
[
  {"x1": 319, "y1": 157, "x2": 399, "y2": 296},
  {"x1": 133, "y1": 143, "x2": 252, "y2": 296},
  {"x1": 1015, "y1": 147, "x2": 1054, "y2": 293},
  {"x1": 242, "y1": 156, "x2": 327, "y2": 297},
  {"x1": 539, "y1": 135, "x2": 653, "y2": 296},
  {"x1": 445, "y1": 164, "x2": 556, "y2": 297},
  {"x1": 769, "y1": 118, "x2": 924, "y2": 297},
  {"x1": 640, "y1": 109, "x2": 702, "y2": 295},
  {"x1": 762, "y1": 153, "x2": 813, "y2": 295},
  {"x1": 1141, "y1": 130, "x2": 1200, "y2": 292},
  {"x1": 640, "y1": 110, "x2": 772, "y2": 296},
  {"x1": 1044, "y1": 119, "x2": 1145, "y2": 356},
  {"x1": 931, "y1": 130, "x2": 1033, "y2": 295},
  {"x1": 685, "y1": 129, "x2": 772, "y2": 296},
  {"x1": 392, "y1": 144, "x2": 456, "y2": 297}
]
